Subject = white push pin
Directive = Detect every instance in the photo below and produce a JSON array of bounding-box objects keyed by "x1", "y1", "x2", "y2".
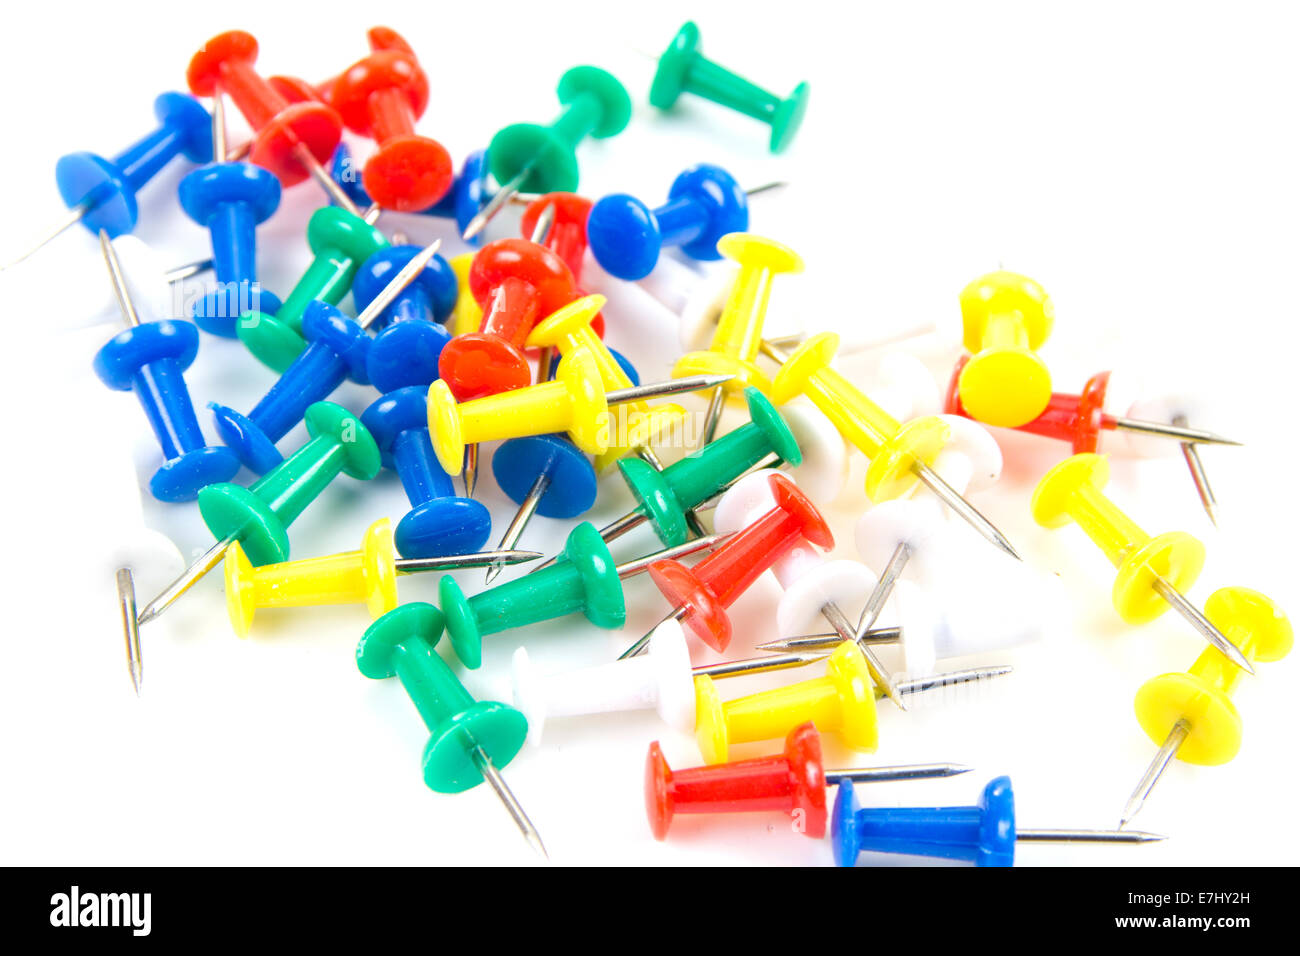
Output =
[{"x1": 511, "y1": 618, "x2": 827, "y2": 746}]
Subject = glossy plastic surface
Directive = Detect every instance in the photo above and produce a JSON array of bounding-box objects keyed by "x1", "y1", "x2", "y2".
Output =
[
  {"x1": 93, "y1": 319, "x2": 240, "y2": 502},
  {"x1": 197, "y1": 401, "x2": 380, "y2": 566},
  {"x1": 1031, "y1": 454, "x2": 1205, "y2": 624},
  {"x1": 588, "y1": 164, "x2": 748, "y2": 279},
  {"x1": 55, "y1": 91, "x2": 213, "y2": 238},
  {"x1": 438, "y1": 522, "x2": 624, "y2": 668},
  {"x1": 487, "y1": 65, "x2": 632, "y2": 193},
  {"x1": 427, "y1": 347, "x2": 609, "y2": 475},
  {"x1": 187, "y1": 31, "x2": 342, "y2": 186},
  {"x1": 1135, "y1": 587, "x2": 1292, "y2": 766},
  {"x1": 646, "y1": 722, "x2": 827, "y2": 840},
  {"x1": 649, "y1": 473, "x2": 832, "y2": 651},
  {"x1": 649, "y1": 22, "x2": 809, "y2": 153},
  {"x1": 672, "y1": 233, "x2": 803, "y2": 397},
  {"x1": 491, "y1": 435, "x2": 597, "y2": 519},
  {"x1": 693, "y1": 640, "x2": 879, "y2": 764},
  {"x1": 361, "y1": 387, "x2": 491, "y2": 559},
  {"x1": 356, "y1": 602, "x2": 527, "y2": 793},
  {"x1": 224, "y1": 517, "x2": 399, "y2": 636},
  {"x1": 831, "y1": 775, "x2": 1017, "y2": 867},
  {"x1": 448, "y1": 252, "x2": 484, "y2": 336},
  {"x1": 354, "y1": 245, "x2": 457, "y2": 393},
  {"x1": 212, "y1": 300, "x2": 370, "y2": 474},
  {"x1": 618, "y1": 388, "x2": 802, "y2": 547},
  {"x1": 956, "y1": 271, "x2": 1055, "y2": 427}
]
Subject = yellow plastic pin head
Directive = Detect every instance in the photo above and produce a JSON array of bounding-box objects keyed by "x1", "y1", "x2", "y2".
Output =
[
  {"x1": 525, "y1": 294, "x2": 606, "y2": 351},
  {"x1": 556, "y1": 347, "x2": 610, "y2": 456},
  {"x1": 224, "y1": 541, "x2": 258, "y2": 638},
  {"x1": 426, "y1": 379, "x2": 464, "y2": 475},
  {"x1": 863, "y1": 416, "x2": 950, "y2": 502},
  {"x1": 1206, "y1": 587, "x2": 1294, "y2": 665},
  {"x1": 693, "y1": 675, "x2": 729, "y2": 764},
  {"x1": 770, "y1": 332, "x2": 839, "y2": 405},
  {"x1": 449, "y1": 252, "x2": 483, "y2": 338},
  {"x1": 1031, "y1": 453, "x2": 1109, "y2": 528},
  {"x1": 360, "y1": 518, "x2": 401, "y2": 619},
  {"x1": 957, "y1": 270, "x2": 1055, "y2": 427},
  {"x1": 716, "y1": 233, "x2": 805, "y2": 275},
  {"x1": 826, "y1": 642, "x2": 880, "y2": 752}
]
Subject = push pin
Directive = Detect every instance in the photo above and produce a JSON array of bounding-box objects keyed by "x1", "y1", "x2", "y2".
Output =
[
  {"x1": 188, "y1": 31, "x2": 351, "y2": 209},
  {"x1": 177, "y1": 89, "x2": 282, "y2": 336},
  {"x1": 329, "y1": 33, "x2": 452, "y2": 211},
  {"x1": 361, "y1": 387, "x2": 492, "y2": 559},
  {"x1": 353, "y1": 244, "x2": 458, "y2": 393},
  {"x1": 587, "y1": 164, "x2": 748, "y2": 279},
  {"x1": 439, "y1": 523, "x2": 727, "y2": 669},
  {"x1": 1032, "y1": 453, "x2": 1253, "y2": 672},
  {"x1": 236, "y1": 205, "x2": 389, "y2": 371},
  {"x1": 356, "y1": 603, "x2": 547, "y2": 858},
  {"x1": 5, "y1": 92, "x2": 211, "y2": 268},
  {"x1": 831, "y1": 776, "x2": 1164, "y2": 867},
  {"x1": 946, "y1": 358, "x2": 1240, "y2": 526},
  {"x1": 955, "y1": 271, "x2": 1055, "y2": 428},
  {"x1": 646, "y1": 722, "x2": 971, "y2": 840},
  {"x1": 426, "y1": 346, "x2": 730, "y2": 476},
  {"x1": 628, "y1": 473, "x2": 834, "y2": 659},
  {"x1": 211, "y1": 240, "x2": 442, "y2": 473},
  {"x1": 694, "y1": 641, "x2": 1009, "y2": 764},
  {"x1": 512, "y1": 619, "x2": 830, "y2": 745},
  {"x1": 520, "y1": 193, "x2": 605, "y2": 297},
  {"x1": 448, "y1": 252, "x2": 484, "y2": 336},
  {"x1": 223, "y1": 517, "x2": 540, "y2": 637},
  {"x1": 135, "y1": 401, "x2": 381, "y2": 627},
  {"x1": 93, "y1": 232, "x2": 241, "y2": 501},
  {"x1": 1122, "y1": 587, "x2": 1292, "y2": 827},
  {"x1": 466, "y1": 65, "x2": 632, "y2": 239},
  {"x1": 648, "y1": 22, "x2": 809, "y2": 153},
  {"x1": 769, "y1": 332, "x2": 1021, "y2": 560},
  {"x1": 527, "y1": 387, "x2": 801, "y2": 574},
  {"x1": 674, "y1": 233, "x2": 804, "y2": 445}
]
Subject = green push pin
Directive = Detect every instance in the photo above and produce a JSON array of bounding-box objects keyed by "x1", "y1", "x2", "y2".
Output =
[
  {"x1": 525, "y1": 387, "x2": 802, "y2": 577},
  {"x1": 356, "y1": 602, "x2": 546, "y2": 858},
  {"x1": 465, "y1": 66, "x2": 632, "y2": 240},
  {"x1": 649, "y1": 21, "x2": 809, "y2": 154},
  {"x1": 135, "y1": 401, "x2": 381, "y2": 626},
  {"x1": 238, "y1": 205, "x2": 390, "y2": 372}
]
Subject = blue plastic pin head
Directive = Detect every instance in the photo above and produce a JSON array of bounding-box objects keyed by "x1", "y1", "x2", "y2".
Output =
[
  {"x1": 587, "y1": 164, "x2": 748, "y2": 280},
  {"x1": 361, "y1": 387, "x2": 492, "y2": 558},
  {"x1": 491, "y1": 435, "x2": 598, "y2": 520},
  {"x1": 830, "y1": 775, "x2": 1017, "y2": 868},
  {"x1": 56, "y1": 92, "x2": 213, "y2": 239},
  {"x1": 178, "y1": 160, "x2": 283, "y2": 336},
  {"x1": 93, "y1": 319, "x2": 240, "y2": 501},
  {"x1": 355, "y1": 245, "x2": 458, "y2": 393}
]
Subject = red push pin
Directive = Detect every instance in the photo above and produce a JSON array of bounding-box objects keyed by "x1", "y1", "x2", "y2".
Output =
[
  {"x1": 626, "y1": 473, "x2": 833, "y2": 657},
  {"x1": 520, "y1": 193, "x2": 606, "y2": 361},
  {"x1": 646, "y1": 723, "x2": 970, "y2": 840},
  {"x1": 329, "y1": 32, "x2": 453, "y2": 212},
  {"x1": 187, "y1": 31, "x2": 342, "y2": 191},
  {"x1": 439, "y1": 238, "x2": 578, "y2": 401}
]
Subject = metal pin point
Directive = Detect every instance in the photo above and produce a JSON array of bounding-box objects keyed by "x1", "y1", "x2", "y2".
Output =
[
  {"x1": 1015, "y1": 828, "x2": 1165, "y2": 845},
  {"x1": 212, "y1": 85, "x2": 228, "y2": 165},
  {"x1": 117, "y1": 568, "x2": 143, "y2": 697},
  {"x1": 462, "y1": 163, "x2": 536, "y2": 241},
  {"x1": 1151, "y1": 575, "x2": 1254, "y2": 675},
  {"x1": 753, "y1": 626, "x2": 904, "y2": 653},
  {"x1": 485, "y1": 473, "x2": 550, "y2": 585},
  {"x1": 1173, "y1": 415, "x2": 1221, "y2": 526},
  {"x1": 3, "y1": 201, "x2": 94, "y2": 270},
  {"x1": 820, "y1": 600, "x2": 907, "y2": 711},
  {"x1": 164, "y1": 258, "x2": 214, "y2": 283},
  {"x1": 607, "y1": 374, "x2": 734, "y2": 405},
  {"x1": 470, "y1": 743, "x2": 549, "y2": 860},
  {"x1": 1119, "y1": 719, "x2": 1189, "y2": 829},
  {"x1": 294, "y1": 142, "x2": 363, "y2": 216},
  {"x1": 744, "y1": 181, "x2": 788, "y2": 198},
  {"x1": 824, "y1": 763, "x2": 973, "y2": 783},
  {"x1": 392, "y1": 549, "x2": 543, "y2": 573},
  {"x1": 135, "y1": 532, "x2": 239, "y2": 627},
  {"x1": 354, "y1": 239, "x2": 443, "y2": 331},
  {"x1": 100, "y1": 231, "x2": 142, "y2": 327},
  {"x1": 855, "y1": 541, "x2": 911, "y2": 638},
  {"x1": 692, "y1": 650, "x2": 831, "y2": 678},
  {"x1": 1108, "y1": 417, "x2": 1240, "y2": 447}
]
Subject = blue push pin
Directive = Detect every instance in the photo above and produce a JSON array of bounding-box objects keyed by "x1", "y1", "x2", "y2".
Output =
[
  {"x1": 93, "y1": 233, "x2": 239, "y2": 502},
  {"x1": 361, "y1": 386, "x2": 492, "y2": 559},
  {"x1": 482, "y1": 348, "x2": 641, "y2": 584},
  {"x1": 211, "y1": 240, "x2": 444, "y2": 473},
  {"x1": 352, "y1": 245, "x2": 458, "y2": 393},
  {"x1": 587, "y1": 164, "x2": 748, "y2": 280},
  {"x1": 9, "y1": 93, "x2": 213, "y2": 269},
  {"x1": 830, "y1": 776, "x2": 1163, "y2": 868},
  {"x1": 331, "y1": 144, "x2": 492, "y2": 245},
  {"x1": 177, "y1": 92, "x2": 282, "y2": 337}
]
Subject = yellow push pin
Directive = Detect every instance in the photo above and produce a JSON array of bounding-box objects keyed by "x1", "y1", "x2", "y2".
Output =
[
  {"x1": 693, "y1": 641, "x2": 1010, "y2": 764},
  {"x1": 426, "y1": 346, "x2": 731, "y2": 475},
  {"x1": 223, "y1": 517, "x2": 543, "y2": 636},
  {"x1": 956, "y1": 270, "x2": 1054, "y2": 427},
  {"x1": 447, "y1": 252, "x2": 483, "y2": 338},
  {"x1": 1122, "y1": 587, "x2": 1292, "y2": 827},
  {"x1": 671, "y1": 233, "x2": 804, "y2": 445},
  {"x1": 769, "y1": 332, "x2": 1019, "y2": 559},
  {"x1": 1031, "y1": 453, "x2": 1254, "y2": 673}
]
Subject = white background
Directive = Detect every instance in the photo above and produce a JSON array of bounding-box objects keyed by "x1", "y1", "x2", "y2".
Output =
[{"x1": 1, "y1": 0, "x2": 1298, "y2": 867}]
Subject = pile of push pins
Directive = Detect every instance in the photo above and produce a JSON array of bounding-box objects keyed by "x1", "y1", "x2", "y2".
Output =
[{"x1": 9, "y1": 21, "x2": 1290, "y2": 867}]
